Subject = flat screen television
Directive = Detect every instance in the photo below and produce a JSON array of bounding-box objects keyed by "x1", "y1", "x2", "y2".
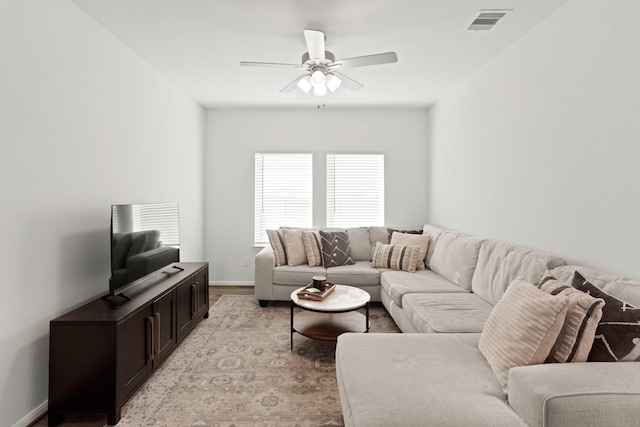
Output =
[{"x1": 109, "y1": 202, "x2": 180, "y2": 299}]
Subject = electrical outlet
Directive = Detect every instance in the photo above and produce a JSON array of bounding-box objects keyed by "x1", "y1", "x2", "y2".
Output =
[{"x1": 243, "y1": 257, "x2": 250, "y2": 267}]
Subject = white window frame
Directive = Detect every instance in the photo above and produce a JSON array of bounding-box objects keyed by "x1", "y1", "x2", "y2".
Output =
[
  {"x1": 254, "y1": 153, "x2": 313, "y2": 245},
  {"x1": 326, "y1": 153, "x2": 384, "y2": 228}
]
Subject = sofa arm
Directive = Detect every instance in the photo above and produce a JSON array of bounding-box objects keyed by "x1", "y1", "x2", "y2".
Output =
[
  {"x1": 254, "y1": 246, "x2": 276, "y2": 302},
  {"x1": 508, "y1": 362, "x2": 640, "y2": 427}
]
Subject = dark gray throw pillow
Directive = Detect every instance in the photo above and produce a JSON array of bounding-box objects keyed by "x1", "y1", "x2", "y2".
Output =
[
  {"x1": 319, "y1": 230, "x2": 355, "y2": 267},
  {"x1": 572, "y1": 271, "x2": 640, "y2": 362},
  {"x1": 386, "y1": 227, "x2": 423, "y2": 240}
]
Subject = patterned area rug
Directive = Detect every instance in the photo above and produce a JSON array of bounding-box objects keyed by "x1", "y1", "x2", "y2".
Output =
[{"x1": 117, "y1": 296, "x2": 400, "y2": 426}]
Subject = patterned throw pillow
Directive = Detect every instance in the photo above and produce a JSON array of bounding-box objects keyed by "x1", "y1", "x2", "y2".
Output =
[
  {"x1": 301, "y1": 230, "x2": 323, "y2": 267},
  {"x1": 371, "y1": 242, "x2": 421, "y2": 273},
  {"x1": 572, "y1": 271, "x2": 640, "y2": 362},
  {"x1": 266, "y1": 229, "x2": 287, "y2": 266},
  {"x1": 389, "y1": 232, "x2": 430, "y2": 270},
  {"x1": 479, "y1": 278, "x2": 569, "y2": 392},
  {"x1": 539, "y1": 276, "x2": 604, "y2": 363},
  {"x1": 319, "y1": 230, "x2": 355, "y2": 267}
]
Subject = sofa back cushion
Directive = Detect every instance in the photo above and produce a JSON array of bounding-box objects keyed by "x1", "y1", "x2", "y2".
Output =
[
  {"x1": 471, "y1": 240, "x2": 566, "y2": 305},
  {"x1": 429, "y1": 231, "x2": 482, "y2": 292},
  {"x1": 422, "y1": 224, "x2": 447, "y2": 269},
  {"x1": 551, "y1": 265, "x2": 640, "y2": 308},
  {"x1": 346, "y1": 227, "x2": 372, "y2": 261}
]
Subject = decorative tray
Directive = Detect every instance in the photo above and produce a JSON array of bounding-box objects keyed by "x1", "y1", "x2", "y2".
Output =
[{"x1": 296, "y1": 282, "x2": 336, "y2": 301}]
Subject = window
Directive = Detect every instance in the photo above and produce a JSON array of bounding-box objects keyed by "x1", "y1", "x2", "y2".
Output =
[
  {"x1": 327, "y1": 154, "x2": 384, "y2": 228},
  {"x1": 255, "y1": 153, "x2": 313, "y2": 244}
]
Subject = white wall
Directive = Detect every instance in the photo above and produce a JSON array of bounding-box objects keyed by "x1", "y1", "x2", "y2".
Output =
[
  {"x1": 0, "y1": 2, "x2": 204, "y2": 426},
  {"x1": 204, "y1": 108, "x2": 429, "y2": 283},
  {"x1": 428, "y1": 0, "x2": 640, "y2": 278}
]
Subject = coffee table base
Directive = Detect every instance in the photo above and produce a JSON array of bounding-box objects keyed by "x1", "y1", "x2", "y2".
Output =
[{"x1": 290, "y1": 302, "x2": 369, "y2": 350}]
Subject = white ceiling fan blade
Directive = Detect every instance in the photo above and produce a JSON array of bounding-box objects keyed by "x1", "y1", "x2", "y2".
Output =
[
  {"x1": 334, "y1": 52, "x2": 397, "y2": 68},
  {"x1": 332, "y1": 71, "x2": 364, "y2": 91},
  {"x1": 303, "y1": 29, "x2": 325, "y2": 61},
  {"x1": 280, "y1": 74, "x2": 310, "y2": 92},
  {"x1": 241, "y1": 61, "x2": 307, "y2": 69}
]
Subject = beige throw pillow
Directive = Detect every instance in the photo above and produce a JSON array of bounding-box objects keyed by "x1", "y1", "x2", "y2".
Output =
[
  {"x1": 266, "y1": 229, "x2": 287, "y2": 266},
  {"x1": 539, "y1": 277, "x2": 605, "y2": 363},
  {"x1": 390, "y1": 232, "x2": 430, "y2": 270},
  {"x1": 301, "y1": 230, "x2": 323, "y2": 267},
  {"x1": 282, "y1": 228, "x2": 308, "y2": 266},
  {"x1": 479, "y1": 278, "x2": 569, "y2": 392},
  {"x1": 371, "y1": 242, "x2": 421, "y2": 273}
]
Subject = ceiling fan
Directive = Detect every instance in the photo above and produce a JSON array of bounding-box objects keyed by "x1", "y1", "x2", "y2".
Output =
[{"x1": 240, "y1": 29, "x2": 398, "y2": 97}]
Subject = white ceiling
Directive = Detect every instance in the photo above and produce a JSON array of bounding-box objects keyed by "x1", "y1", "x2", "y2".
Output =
[{"x1": 71, "y1": 0, "x2": 567, "y2": 108}]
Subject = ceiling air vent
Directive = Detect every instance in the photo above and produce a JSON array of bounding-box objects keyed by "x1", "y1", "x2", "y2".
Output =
[{"x1": 466, "y1": 10, "x2": 510, "y2": 31}]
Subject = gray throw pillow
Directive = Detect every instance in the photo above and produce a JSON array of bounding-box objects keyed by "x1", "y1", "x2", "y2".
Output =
[{"x1": 319, "y1": 230, "x2": 355, "y2": 267}]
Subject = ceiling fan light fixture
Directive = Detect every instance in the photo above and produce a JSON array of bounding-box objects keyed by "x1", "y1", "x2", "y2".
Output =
[
  {"x1": 297, "y1": 75, "x2": 312, "y2": 93},
  {"x1": 313, "y1": 84, "x2": 327, "y2": 97},
  {"x1": 311, "y1": 70, "x2": 326, "y2": 86},
  {"x1": 325, "y1": 74, "x2": 342, "y2": 92}
]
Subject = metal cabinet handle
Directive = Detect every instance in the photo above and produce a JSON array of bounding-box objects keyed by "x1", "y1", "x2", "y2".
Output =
[
  {"x1": 195, "y1": 282, "x2": 199, "y2": 313},
  {"x1": 191, "y1": 284, "x2": 197, "y2": 316},
  {"x1": 154, "y1": 312, "x2": 161, "y2": 355},
  {"x1": 147, "y1": 316, "x2": 155, "y2": 361}
]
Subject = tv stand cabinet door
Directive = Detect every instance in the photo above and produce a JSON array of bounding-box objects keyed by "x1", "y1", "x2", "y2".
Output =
[
  {"x1": 151, "y1": 289, "x2": 176, "y2": 366},
  {"x1": 194, "y1": 267, "x2": 209, "y2": 319},
  {"x1": 176, "y1": 277, "x2": 195, "y2": 342},
  {"x1": 116, "y1": 305, "x2": 153, "y2": 410}
]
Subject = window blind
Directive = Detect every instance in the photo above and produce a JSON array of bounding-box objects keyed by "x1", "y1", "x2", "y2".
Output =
[
  {"x1": 255, "y1": 153, "x2": 312, "y2": 245},
  {"x1": 327, "y1": 154, "x2": 384, "y2": 228},
  {"x1": 112, "y1": 203, "x2": 180, "y2": 247}
]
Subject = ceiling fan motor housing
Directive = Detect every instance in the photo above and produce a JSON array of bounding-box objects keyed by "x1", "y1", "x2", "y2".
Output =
[{"x1": 302, "y1": 51, "x2": 335, "y2": 69}]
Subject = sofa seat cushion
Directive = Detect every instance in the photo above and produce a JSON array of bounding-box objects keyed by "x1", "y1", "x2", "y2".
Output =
[
  {"x1": 336, "y1": 333, "x2": 526, "y2": 427},
  {"x1": 326, "y1": 261, "x2": 381, "y2": 287},
  {"x1": 403, "y1": 292, "x2": 493, "y2": 333},
  {"x1": 273, "y1": 265, "x2": 327, "y2": 285},
  {"x1": 381, "y1": 270, "x2": 466, "y2": 308}
]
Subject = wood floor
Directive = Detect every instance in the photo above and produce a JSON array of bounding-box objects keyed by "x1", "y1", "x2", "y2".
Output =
[{"x1": 31, "y1": 286, "x2": 254, "y2": 427}]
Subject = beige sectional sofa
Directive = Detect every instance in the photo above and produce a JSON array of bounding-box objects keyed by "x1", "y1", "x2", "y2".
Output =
[
  {"x1": 254, "y1": 224, "x2": 640, "y2": 426},
  {"x1": 254, "y1": 225, "x2": 424, "y2": 306}
]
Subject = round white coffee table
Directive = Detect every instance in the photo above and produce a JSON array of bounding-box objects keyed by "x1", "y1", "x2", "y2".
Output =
[{"x1": 290, "y1": 284, "x2": 370, "y2": 350}]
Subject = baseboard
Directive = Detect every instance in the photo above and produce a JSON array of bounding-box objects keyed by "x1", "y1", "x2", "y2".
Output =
[
  {"x1": 13, "y1": 400, "x2": 47, "y2": 427},
  {"x1": 209, "y1": 281, "x2": 254, "y2": 287}
]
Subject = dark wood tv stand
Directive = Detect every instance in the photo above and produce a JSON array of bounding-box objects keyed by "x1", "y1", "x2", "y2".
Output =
[{"x1": 48, "y1": 262, "x2": 209, "y2": 426}]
